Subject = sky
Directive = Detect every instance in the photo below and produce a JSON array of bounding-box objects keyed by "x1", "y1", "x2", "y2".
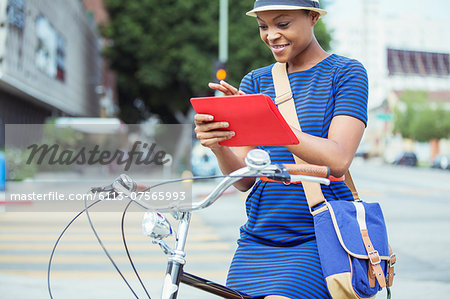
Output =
[{"x1": 325, "y1": 0, "x2": 450, "y2": 34}]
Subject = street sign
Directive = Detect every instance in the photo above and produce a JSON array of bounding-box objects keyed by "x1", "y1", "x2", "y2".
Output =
[{"x1": 376, "y1": 113, "x2": 393, "y2": 121}]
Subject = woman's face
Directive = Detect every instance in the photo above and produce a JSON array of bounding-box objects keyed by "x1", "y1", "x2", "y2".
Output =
[{"x1": 256, "y1": 10, "x2": 317, "y2": 64}]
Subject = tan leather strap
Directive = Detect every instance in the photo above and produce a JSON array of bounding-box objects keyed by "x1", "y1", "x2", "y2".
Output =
[
  {"x1": 368, "y1": 263, "x2": 376, "y2": 288},
  {"x1": 361, "y1": 229, "x2": 387, "y2": 288},
  {"x1": 271, "y1": 62, "x2": 359, "y2": 204},
  {"x1": 272, "y1": 62, "x2": 326, "y2": 208},
  {"x1": 343, "y1": 170, "x2": 359, "y2": 201},
  {"x1": 388, "y1": 245, "x2": 396, "y2": 287}
]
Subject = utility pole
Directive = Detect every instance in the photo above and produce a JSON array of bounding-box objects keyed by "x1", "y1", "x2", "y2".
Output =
[
  {"x1": 219, "y1": 0, "x2": 228, "y2": 64},
  {"x1": 215, "y1": 0, "x2": 228, "y2": 96}
]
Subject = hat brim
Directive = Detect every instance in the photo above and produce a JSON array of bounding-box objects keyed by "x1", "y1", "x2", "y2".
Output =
[{"x1": 246, "y1": 5, "x2": 327, "y2": 17}]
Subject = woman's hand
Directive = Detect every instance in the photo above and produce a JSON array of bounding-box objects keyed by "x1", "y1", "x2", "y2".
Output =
[
  {"x1": 194, "y1": 81, "x2": 244, "y2": 149},
  {"x1": 208, "y1": 80, "x2": 246, "y2": 96},
  {"x1": 193, "y1": 81, "x2": 255, "y2": 191},
  {"x1": 194, "y1": 114, "x2": 235, "y2": 150}
]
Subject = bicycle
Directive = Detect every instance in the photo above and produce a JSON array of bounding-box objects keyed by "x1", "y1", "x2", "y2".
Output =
[{"x1": 47, "y1": 149, "x2": 332, "y2": 299}]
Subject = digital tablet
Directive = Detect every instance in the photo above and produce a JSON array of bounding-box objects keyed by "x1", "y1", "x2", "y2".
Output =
[{"x1": 190, "y1": 94, "x2": 299, "y2": 146}]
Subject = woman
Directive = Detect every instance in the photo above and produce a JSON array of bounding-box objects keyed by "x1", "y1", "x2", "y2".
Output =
[{"x1": 194, "y1": 1, "x2": 368, "y2": 298}]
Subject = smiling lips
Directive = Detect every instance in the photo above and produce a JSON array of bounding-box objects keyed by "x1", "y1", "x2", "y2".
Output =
[{"x1": 270, "y1": 44, "x2": 289, "y2": 54}]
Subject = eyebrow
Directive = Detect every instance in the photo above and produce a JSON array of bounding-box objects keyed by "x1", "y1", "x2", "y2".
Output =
[{"x1": 257, "y1": 14, "x2": 291, "y2": 22}]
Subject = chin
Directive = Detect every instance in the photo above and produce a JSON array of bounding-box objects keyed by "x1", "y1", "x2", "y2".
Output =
[{"x1": 273, "y1": 56, "x2": 288, "y2": 63}]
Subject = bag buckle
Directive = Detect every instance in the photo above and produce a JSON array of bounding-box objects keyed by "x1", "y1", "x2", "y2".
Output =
[
  {"x1": 368, "y1": 250, "x2": 381, "y2": 265},
  {"x1": 389, "y1": 253, "x2": 397, "y2": 267}
]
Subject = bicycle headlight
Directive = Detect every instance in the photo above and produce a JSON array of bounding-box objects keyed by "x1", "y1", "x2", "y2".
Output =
[{"x1": 142, "y1": 211, "x2": 173, "y2": 240}]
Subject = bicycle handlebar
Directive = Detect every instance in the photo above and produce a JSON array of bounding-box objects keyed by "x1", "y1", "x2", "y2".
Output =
[
  {"x1": 91, "y1": 149, "x2": 331, "y2": 213},
  {"x1": 188, "y1": 162, "x2": 330, "y2": 213}
]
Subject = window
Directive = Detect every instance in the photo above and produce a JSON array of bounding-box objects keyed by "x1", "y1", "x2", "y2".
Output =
[
  {"x1": 35, "y1": 15, "x2": 66, "y2": 82},
  {"x1": 387, "y1": 48, "x2": 450, "y2": 77},
  {"x1": 7, "y1": 0, "x2": 25, "y2": 29}
]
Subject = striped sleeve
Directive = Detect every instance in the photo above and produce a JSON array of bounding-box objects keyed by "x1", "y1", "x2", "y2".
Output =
[
  {"x1": 332, "y1": 60, "x2": 369, "y2": 126},
  {"x1": 239, "y1": 71, "x2": 257, "y2": 94}
]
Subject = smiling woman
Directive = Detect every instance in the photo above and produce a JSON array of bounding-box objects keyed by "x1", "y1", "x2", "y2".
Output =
[{"x1": 193, "y1": 0, "x2": 369, "y2": 298}]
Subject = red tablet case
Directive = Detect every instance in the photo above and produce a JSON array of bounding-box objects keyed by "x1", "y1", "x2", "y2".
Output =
[{"x1": 190, "y1": 94, "x2": 299, "y2": 146}]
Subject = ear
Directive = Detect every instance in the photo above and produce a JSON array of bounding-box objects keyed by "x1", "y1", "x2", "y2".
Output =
[{"x1": 310, "y1": 11, "x2": 320, "y2": 26}]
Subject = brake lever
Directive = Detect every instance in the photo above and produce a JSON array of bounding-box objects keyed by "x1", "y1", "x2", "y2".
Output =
[
  {"x1": 90, "y1": 185, "x2": 115, "y2": 193},
  {"x1": 260, "y1": 164, "x2": 290, "y2": 183},
  {"x1": 112, "y1": 174, "x2": 137, "y2": 197},
  {"x1": 90, "y1": 174, "x2": 137, "y2": 196}
]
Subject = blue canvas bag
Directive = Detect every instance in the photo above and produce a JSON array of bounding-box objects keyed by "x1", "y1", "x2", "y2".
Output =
[{"x1": 312, "y1": 200, "x2": 396, "y2": 298}]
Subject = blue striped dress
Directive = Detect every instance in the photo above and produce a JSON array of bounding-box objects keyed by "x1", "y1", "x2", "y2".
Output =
[{"x1": 226, "y1": 54, "x2": 368, "y2": 299}]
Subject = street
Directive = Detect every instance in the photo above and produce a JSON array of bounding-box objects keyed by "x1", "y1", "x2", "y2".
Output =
[{"x1": 0, "y1": 159, "x2": 449, "y2": 298}]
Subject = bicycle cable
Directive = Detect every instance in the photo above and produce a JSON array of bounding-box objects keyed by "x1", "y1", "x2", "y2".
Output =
[
  {"x1": 122, "y1": 200, "x2": 152, "y2": 299},
  {"x1": 84, "y1": 196, "x2": 141, "y2": 299},
  {"x1": 47, "y1": 199, "x2": 102, "y2": 299}
]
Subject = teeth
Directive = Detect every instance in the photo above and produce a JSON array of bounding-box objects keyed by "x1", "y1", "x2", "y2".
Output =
[{"x1": 272, "y1": 45, "x2": 287, "y2": 49}]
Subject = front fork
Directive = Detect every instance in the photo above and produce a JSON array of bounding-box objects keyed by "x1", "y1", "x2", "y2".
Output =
[
  {"x1": 161, "y1": 212, "x2": 190, "y2": 299},
  {"x1": 158, "y1": 212, "x2": 252, "y2": 299}
]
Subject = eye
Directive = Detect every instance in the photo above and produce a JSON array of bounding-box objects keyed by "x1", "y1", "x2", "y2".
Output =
[
  {"x1": 278, "y1": 22, "x2": 290, "y2": 28},
  {"x1": 258, "y1": 24, "x2": 268, "y2": 30}
]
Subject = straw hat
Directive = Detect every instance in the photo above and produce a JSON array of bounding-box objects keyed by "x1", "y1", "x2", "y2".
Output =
[{"x1": 246, "y1": 0, "x2": 327, "y2": 17}]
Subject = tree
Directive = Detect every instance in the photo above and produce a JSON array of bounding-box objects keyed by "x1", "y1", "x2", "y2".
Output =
[
  {"x1": 411, "y1": 106, "x2": 450, "y2": 142},
  {"x1": 393, "y1": 90, "x2": 427, "y2": 140},
  {"x1": 103, "y1": 0, "x2": 332, "y2": 123},
  {"x1": 393, "y1": 90, "x2": 450, "y2": 142}
]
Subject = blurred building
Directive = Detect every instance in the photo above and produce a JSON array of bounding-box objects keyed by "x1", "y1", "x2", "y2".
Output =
[
  {"x1": 82, "y1": 0, "x2": 118, "y2": 118},
  {"x1": 0, "y1": 0, "x2": 103, "y2": 128},
  {"x1": 326, "y1": 0, "x2": 450, "y2": 161}
]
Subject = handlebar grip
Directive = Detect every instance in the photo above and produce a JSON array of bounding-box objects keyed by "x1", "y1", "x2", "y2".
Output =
[{"x1": 283, "y1": 164, "x2": 330, "y2": 178}]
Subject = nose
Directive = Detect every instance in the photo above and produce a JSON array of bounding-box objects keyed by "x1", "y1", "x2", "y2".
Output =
[{"x1": 266, "y1": 28, "x2": 281, "y2": 42}]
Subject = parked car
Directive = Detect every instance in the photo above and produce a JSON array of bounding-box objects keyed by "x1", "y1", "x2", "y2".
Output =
[
  {"x1": 393, "y1": 152, "x2": 418, "y2": 167},
  {"x1": 191, "y1": 141, "x2": 220, "y2": 176},
  {"x1": 431, "y1": 155, "x2": 450, "y2": 170},
  {"x1": 355, "y1": 142, "x2": 369, "y2": 159}
]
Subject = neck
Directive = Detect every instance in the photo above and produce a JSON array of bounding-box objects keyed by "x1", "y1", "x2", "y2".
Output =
[{"x1": 287, "y1": 37, "x2": 329, "y2": 73}]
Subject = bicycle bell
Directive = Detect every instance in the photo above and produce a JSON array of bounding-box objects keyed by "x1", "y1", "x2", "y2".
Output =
[
  {"x1": 142, "y1": 211, "x2": 173, "y2": 240},
  {"x1": 245, "y1": 149, "x2": 271, "y2": 170}
]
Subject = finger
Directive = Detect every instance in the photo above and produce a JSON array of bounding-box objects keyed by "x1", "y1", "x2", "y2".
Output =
[
  {"x1": 220, "y1": 81, "x2": 239, "y2": 94},
  {"x1": 199, "y1": 134, "x2": 235, "y2": 148},
  {"x1": 195, "y1": 121, "x2": 229, "y2": 133},
  {"x1": 208, "y1": 82, "x2": 233, "y2": 95},
  {"x1": 197, "y1": 130, "x2": 234, "y2": 140},
  {"x1": 238, "y1": 90, "x2": 246, "y2": 95},
  {"x1": 194, "y1": 114, "x2": 214, "y2": 123}
]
